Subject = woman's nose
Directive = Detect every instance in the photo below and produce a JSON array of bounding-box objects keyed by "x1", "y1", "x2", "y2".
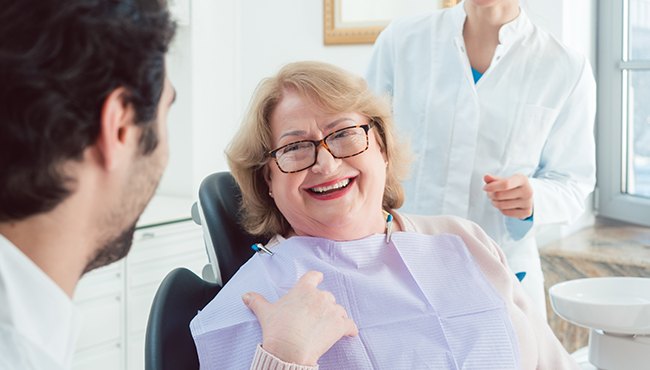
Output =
[{"x1": 311, "y1": 146, "x2": 340, "y2": 175}]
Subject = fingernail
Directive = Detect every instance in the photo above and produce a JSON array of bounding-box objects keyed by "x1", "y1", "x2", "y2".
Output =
[{"x1": 242, "y1": 293, "x2": 251, "y2": 305}]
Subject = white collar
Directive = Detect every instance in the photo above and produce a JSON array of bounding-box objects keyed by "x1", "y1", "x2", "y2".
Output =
[
  {"x1": 0, "y1": 234, "x2": 80, "y2": 367},
  {"x1": 449, "y1": 1, "x2": 534, "y2": 46}
]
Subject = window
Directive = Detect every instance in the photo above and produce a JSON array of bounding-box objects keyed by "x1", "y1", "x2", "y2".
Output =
[{"x1": 597, "y1": 0, "x2": 650, "y2": 226}]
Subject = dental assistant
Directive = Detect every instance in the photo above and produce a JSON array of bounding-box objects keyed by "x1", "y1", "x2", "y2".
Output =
[{"x1": 365, "y1": 0, "x2": 596, "y2": 312}]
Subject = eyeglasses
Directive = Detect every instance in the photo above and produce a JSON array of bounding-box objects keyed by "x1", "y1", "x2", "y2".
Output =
[{"x1": 268, "y1": 122, "x2": 374, "y2": 173}]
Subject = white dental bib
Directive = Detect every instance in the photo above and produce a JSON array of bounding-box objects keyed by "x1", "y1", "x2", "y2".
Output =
[{"x1": 190, "y1": 232, "x2": 520, "y2": 369}]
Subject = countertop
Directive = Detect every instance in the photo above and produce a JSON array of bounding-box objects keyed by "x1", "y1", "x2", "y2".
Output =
[
  {"x1": 540, "y1": 217, "x2": 650, "y2": 352},
  {"x1": 136, "y1": 194, "x2": 195, "y2": 229}
]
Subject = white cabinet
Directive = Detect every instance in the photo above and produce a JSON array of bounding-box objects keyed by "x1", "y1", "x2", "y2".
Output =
[
  {"x1": 71, "y1": 218, "x2": 207, "y2": 370},
  {"x1": 125, "y1": 221, "x2": 207, "y2": 370},
  {"x1": 73, "y1": 262, "x2": 125, "y2": 370}
]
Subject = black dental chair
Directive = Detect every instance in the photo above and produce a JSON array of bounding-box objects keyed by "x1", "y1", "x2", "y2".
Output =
[
  {"x1": 145, "y1": 172, "x2": 260, "y2": 370},
  {"x1": 194, "y1": 171, "x2": 259, "y2": 287}
]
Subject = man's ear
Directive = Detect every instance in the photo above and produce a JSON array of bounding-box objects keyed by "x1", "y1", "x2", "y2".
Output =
[{"x1": 96, "y1": 87, "x2": 136, "y2": 171}]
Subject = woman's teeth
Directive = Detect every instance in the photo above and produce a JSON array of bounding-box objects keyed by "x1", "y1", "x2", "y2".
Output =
[{"x1": 310, "y1": 178, "x2": 351, "y2": 193}]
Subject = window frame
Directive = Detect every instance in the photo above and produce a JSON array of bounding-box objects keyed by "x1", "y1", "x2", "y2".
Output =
[{"x1": 597, "y1": 0, "x2": 650, "y2": 226}]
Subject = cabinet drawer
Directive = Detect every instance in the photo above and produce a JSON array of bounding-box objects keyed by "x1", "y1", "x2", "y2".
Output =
[
  {"x1": 127, "y1": 284, "x2": 158, "y2": 335},
  {"x1": 72, "y1": 342, "x2": 123, "y2": 370},
  {"x1": 129, "y1": 223, "x2": 204, "y2": 266},
  {"x1": 75, "y1": 264, "x2": 123, "y2": 302},
  {"x1": 127, "y1": 332, "x2": 145, "y2": 370},
  {"x1": 130, "y1": 233, "x2": 204, "y2": 264},
  {"x1": 127, "y1": 251, "x2": 206, "y2": 289},
  {"x1": 126, "y1": 252, "x2": 208, "y2": 334},
  {"x1": 76, "y1": 294, "x2": 123, "y2": 351}
]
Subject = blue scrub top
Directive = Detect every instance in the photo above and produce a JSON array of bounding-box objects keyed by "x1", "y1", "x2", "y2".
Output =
[{"x1": 471, "y1": 67, "x2": 483, "y2": 83}]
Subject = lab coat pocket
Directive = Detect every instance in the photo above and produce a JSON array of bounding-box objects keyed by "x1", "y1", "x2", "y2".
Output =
[{"x1": 509, "y1": 104, "x2": 558, "y2": 166}]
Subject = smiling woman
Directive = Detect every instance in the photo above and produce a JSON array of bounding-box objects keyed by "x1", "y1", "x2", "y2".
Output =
[
  {"x1": 189, "y1": 61, "x2": 581, "y2": 370},
  {"x1": 225, "y1": 60, "x2": 408, "y2": 238},
  {"x1": 323, "y1": 0, "x2": 460, "y2": 44}
]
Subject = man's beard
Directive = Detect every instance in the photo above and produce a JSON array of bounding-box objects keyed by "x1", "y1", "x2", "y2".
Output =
[
  {"x1": 81, "y1": 121, "x2": 166, "y2": 274},
  {"x1": 83, "y1": 221, "x2": 138, "y2": 274}
]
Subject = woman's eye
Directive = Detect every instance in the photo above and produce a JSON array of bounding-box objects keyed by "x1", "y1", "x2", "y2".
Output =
[
  {"x1": 332, "y1": 129, "x2": 354, "y2": 139},
  {"x1": 282, "y1": 142, "x2": 309, "y2": 154}
]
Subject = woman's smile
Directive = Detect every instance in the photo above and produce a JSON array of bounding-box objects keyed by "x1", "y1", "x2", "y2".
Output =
[{"x1": 305, "y1": 176, "x2": 356, "y2": 200}]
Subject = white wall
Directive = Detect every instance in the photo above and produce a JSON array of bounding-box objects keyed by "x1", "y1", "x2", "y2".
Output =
[
  {"x1": 159, "y1": 0, "x2": 375, "y2": 197},
  {"x1": 525, "y1": 0, "x2": 597, "y2": 68},
  {"x1": 159, "y1": 0, "x2": 243, "y2": 196},
  {"x1": 237, "y1": 0, "x2": 374, "y2": 116},
  {"x1": 160, "y1": 25, "x2": 192, "y2": 196}
]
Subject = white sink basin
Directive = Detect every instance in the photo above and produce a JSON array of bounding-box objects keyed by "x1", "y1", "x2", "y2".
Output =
[{"x1": 549, "y1": 277, "x2": 650, "y2": 335}]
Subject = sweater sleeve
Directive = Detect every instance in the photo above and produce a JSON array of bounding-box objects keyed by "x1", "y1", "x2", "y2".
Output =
[{"x1": 250, "y1": 344, "x2": 319, "y2": 370}]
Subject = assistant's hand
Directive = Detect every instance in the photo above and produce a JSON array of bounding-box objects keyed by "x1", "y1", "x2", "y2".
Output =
[
  {"x1": 242, "y1": 270, "x2": 358, "y2": 366},
  {"x1": 483, "y1": 174, "x2": 534, "y2": 219}
]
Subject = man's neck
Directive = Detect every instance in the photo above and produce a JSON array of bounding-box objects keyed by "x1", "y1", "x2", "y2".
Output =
[{"x1": 0, "y1": 205, "x2": 94, "y2": 298}]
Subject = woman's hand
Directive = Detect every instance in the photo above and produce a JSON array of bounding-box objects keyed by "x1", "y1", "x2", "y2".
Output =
[
  {"x1": 242, "y1": 270, "x2": 358, "y2": 366},
  {"x1": 483, "y1": 173, "x2": 534, "y2": 219}
]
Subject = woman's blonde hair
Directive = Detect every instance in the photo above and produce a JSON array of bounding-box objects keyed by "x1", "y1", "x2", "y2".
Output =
[{"x1": 226, "y1": 61, "x2": 410, "y2": 238}]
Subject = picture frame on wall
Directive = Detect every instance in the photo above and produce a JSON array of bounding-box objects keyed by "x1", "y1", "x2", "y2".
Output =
[{"x1": 323, "y1": 0, "x2": 461, "y2": 45}]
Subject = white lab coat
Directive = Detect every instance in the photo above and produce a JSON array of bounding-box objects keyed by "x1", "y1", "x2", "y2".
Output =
[
  {"x1": 0, "y1": 234, "x2": 80, "y2": 370},
  {"x1": 365, "y1": 2, "x2": 596, "y2": 312}
]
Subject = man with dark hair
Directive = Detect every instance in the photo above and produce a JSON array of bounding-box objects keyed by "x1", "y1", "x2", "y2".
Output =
[
  {"x1": 0, "y1": 0, "x2": 175, "y2": 369},
  {"x1": 0, "y1": 0, "x2": 177, "y2": 368}
]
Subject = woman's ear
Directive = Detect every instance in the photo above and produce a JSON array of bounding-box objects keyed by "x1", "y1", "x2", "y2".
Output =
[
  {"x1": 372, "y1": 121, "x2": 389, "y2": 163},
  {"x1": 380, "y1": 139, "x2": 388, "y2": 164},
  {"x1": 263, "y1": 165, "x2": 273, "y2": 194}
]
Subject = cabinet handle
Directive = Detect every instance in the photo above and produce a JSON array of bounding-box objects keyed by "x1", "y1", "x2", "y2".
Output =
[{"x1": 141, "y1": 232, "x2": 156, "y2": 239}]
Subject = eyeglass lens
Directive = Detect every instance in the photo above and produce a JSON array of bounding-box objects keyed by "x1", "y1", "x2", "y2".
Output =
[{"x1": 275, "y1": 126, "x2": 369, "y2": 173}]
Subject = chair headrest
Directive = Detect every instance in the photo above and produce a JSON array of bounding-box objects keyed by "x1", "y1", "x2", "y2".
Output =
[{"x1": 198, "y1": 172, "x2": 259, "y2": 285}]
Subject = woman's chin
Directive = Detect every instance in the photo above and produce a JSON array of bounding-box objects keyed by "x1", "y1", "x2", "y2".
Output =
[{"x1": 294, "y1": 217, "x2": 377, "y2": 241}]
